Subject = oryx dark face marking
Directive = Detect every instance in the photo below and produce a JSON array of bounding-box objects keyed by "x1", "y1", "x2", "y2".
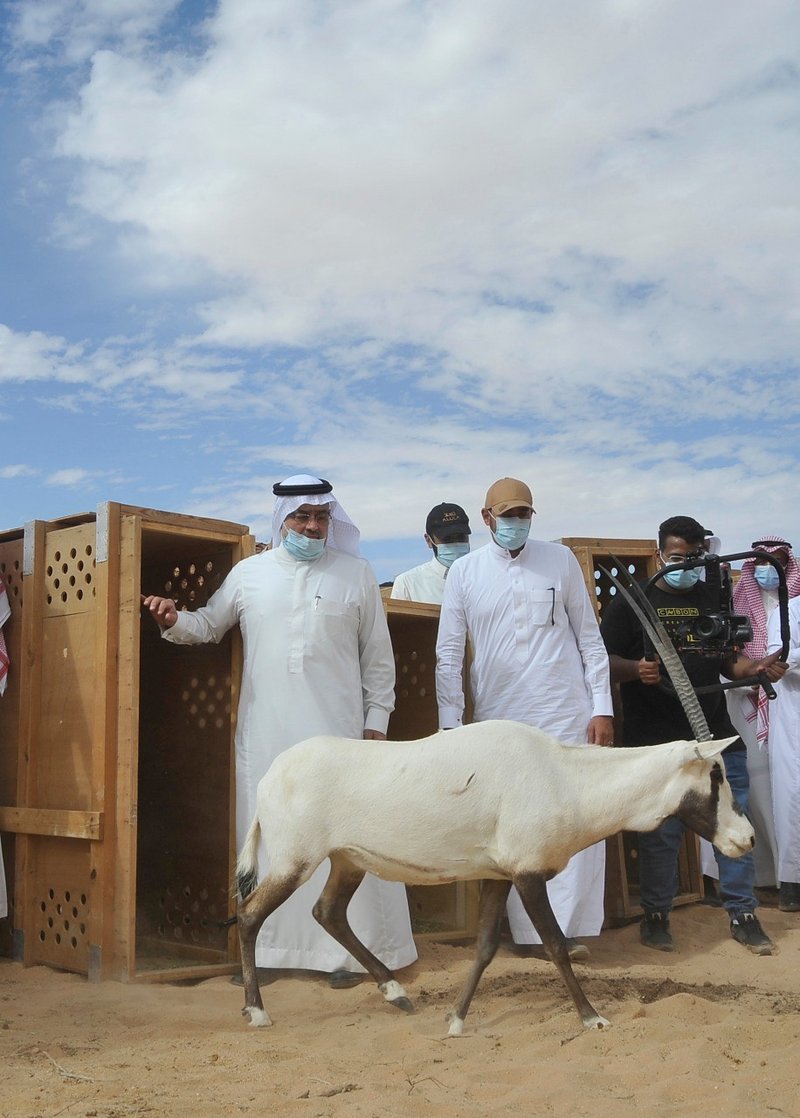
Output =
[{"x1": 675, "y1": 761, "x2": 727, "y2": 843}]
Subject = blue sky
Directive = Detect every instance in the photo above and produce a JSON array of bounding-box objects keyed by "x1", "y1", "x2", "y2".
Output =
[{"x1": 1, "y1": 0, "x2": 799, "y2": 582}]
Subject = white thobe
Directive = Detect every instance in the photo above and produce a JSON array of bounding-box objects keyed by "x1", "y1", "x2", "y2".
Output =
[
  {"x1": 164, "y1": 544, "x2": 417, "y2": 972},
  {"x1": 767, "y1": 597, "x2": 800, "y2": 884},
  {"x1": 436, "y1": 539, "x2": 613, "y2": 944},
  {"x1": 391, "y1": 556, "x2": 448, "y2": 605}
]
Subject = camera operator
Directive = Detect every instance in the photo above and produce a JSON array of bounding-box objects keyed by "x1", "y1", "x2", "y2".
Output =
[{"x1": 600, "y1": 515, "x2": 787, "y2": 955}]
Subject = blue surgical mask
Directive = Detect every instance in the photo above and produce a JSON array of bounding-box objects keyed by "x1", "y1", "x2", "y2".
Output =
[
  {"x1": 283, "y1": 528, "x2": 326, "y2": 561},
  {"x1": 662, "y1": 567, "x2": 701, "y2": 590},
  {"x1": 436, "y1": 542, "x2": 470, "y2": 568},
  {"x1": 493, "y1": 517, "x2": 531, "y2": 551},
  {"x1": 754, "y1": 565, "x2": 780, "y2": 590}
]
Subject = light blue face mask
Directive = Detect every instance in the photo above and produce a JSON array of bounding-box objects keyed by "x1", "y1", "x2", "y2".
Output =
[
  {"x1": 754, "y1": 564, "x2": 780, "y2": 591},
  {"x1": 283, "y1": 528, "x2": 326, "y2": 561},
  {"x1": 661, "y1": 566, "x2": 701, "y2": 590},
  {"x1": 492, "y1": 517, "x2": 531, "y2": 551},
  {"x1": 435, "y1": 542, "x2": 470, "y2": 568}
]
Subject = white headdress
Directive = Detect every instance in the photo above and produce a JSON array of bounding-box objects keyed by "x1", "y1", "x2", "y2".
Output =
[{"x1": 271, "y1": 474, "x2": 361, "y2": 557}]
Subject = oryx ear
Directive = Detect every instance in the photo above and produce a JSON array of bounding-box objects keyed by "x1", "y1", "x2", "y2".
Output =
[{"x1": 690, "y1": 736, "x2": 737, "y2": 761}]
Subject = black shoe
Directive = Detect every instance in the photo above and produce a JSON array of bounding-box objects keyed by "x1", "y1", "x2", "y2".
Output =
[
  {"x1": 328, "y1": 969, "x2": 365, "y2": 989},
  {"x1": 730, "y1": 912, "x2": 774, "y2": 955},
  {"x1": 779, "y1": 882, "x2": 800, "y2": 912},
  {"x1": 640, "y1": 911, "x2": 673, "y2": 952}
]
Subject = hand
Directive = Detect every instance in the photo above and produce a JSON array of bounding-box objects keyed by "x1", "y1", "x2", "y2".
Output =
[
  {"x1": 754, "y1": 651, "x2": 788, "y2": 683},
  {"x1": 141, "y1": 594, "x2": 178, "y2": 630},
  {"x1": 587, "y1": 715, "x2": 615, "y2": 746},
  {"x1": 638, "y1": 655, "x2": 662, "y2": 686},
  {"x1": 363, "y1": 729, "x2": 387, "y2": 741}
]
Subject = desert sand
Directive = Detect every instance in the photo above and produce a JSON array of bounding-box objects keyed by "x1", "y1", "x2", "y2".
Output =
[{"x1": 3, "y1": 898, "x2": 800, "y2": 1118}]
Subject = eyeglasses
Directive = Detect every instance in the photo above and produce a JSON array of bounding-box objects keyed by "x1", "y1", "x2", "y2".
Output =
[
  {"x1": 661, "y1": 549, "x2": 705, "y2": 564},
  {"x1": 286, "y1": 510, "x2": 331, "y2": 526}
]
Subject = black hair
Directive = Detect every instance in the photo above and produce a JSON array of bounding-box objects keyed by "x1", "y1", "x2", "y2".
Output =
[{"x1": 657, "y1": 515, "x2": 709, "y2": 550}]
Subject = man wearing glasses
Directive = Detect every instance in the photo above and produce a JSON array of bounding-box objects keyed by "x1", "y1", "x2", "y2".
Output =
[
  {"x1": 601, "y1": 515, "x2": 786, "y2": 955},
  {"x1": 435, "y1": 477, "x2": 614, "y2": 961},
  {"x1": 144, "y1": 474, "x2": 416, "y2": 988}
]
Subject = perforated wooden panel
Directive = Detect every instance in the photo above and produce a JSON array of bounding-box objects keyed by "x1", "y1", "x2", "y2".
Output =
[
  {"x1": 134, "y1": 542, "x2": 238, "y2": 970},
  {"x1": 28, "y1": 837, "x2": 93, "y2": 974},
  {"x1": 43, "y1": 527, "x2": 96, "y2": 614}
]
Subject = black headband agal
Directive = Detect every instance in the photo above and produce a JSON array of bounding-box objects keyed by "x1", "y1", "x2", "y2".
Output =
[
  {"x1": 751, "y1": 539, "x2": 792, "y2": 551},
  {"x1": 272, "y1": 478, "x2": 332, "y2": 497}
]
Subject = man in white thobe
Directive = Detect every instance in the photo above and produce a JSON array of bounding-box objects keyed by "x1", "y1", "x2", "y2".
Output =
[
  {"x1": 767, "y1": 593, "x2": 800, "y2": 911},
  {"x1": 144, "y1": 474, "x2": 417, "y2": 985},
  {"x1": 435, "y1": 477, "x2": 614, "y2": 957},
  {"x1": 391, "y1": 502, "x2": 471, "y2": 605},
  {"x1": 725, "y1": 536, "x2": 800, "y2": 890}
]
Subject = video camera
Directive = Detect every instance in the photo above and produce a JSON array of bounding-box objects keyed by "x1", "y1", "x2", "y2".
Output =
[
  {"x1": 645, "y1": 550, "x2": 786, "y2": 658},
  {"x1": 643, "y1": 547, "x2": 791, "y2": 697}
]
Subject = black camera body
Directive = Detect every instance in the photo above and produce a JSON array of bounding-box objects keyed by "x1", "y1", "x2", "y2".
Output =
[{"x1": 675, "y1": 610, "x2": 753, "y2": 658}]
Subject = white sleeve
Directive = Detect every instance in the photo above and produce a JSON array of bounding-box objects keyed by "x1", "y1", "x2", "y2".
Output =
[
  {"x1": 563, "y1": 550, "x2": 614, "y2": 717},
  {"x1": 768, "y1": 600, "x2": 800, "y2": 669},
  {"x1": 436, "y1": 564, "x2": 468, "y2": 728},
  {"x1": 162, "y1": 568, "x2": 241, "y2": 646},
  {"x1": 390, "y1": 573, "x2": 412, "y2": 600}
]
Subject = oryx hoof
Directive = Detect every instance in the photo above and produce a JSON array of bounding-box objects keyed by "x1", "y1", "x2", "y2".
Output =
[{"x1": 242, "y1": 1005, "x2": 273, "y2": 1028}]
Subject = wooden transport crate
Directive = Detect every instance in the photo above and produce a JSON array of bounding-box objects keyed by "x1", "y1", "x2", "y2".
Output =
[
  {"x1": 0, "y1": 528, "x2": 24, "y2": 957},
  {"x1": 384, "y1": 598, "x2": 479, "y2": 941},
  {"x1": 0, "y1": 504, "x2": 253, "y2": 981},
  {"x1": 560, "y1": 537, "x2": 704, "y2": 922}
]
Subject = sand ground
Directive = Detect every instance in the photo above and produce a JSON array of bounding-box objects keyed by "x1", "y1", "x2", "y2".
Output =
[{"x1": 3, "y1": 899, "x2": 800, "y2": 1118}]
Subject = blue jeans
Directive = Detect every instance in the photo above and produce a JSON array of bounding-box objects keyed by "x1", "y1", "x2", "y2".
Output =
[{"x1": 638, "y1": 747, "x2": 756, "y2": 917}]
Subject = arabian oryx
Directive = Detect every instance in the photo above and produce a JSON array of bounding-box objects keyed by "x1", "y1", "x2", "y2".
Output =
[{"x1": 235, "y1": 720, "x2": 753, "y2": 1034}]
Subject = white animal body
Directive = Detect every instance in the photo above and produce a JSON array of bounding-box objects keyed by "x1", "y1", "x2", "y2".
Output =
[{"x1": 235, "y1": 720, "x2": 753, "y2": 1034}]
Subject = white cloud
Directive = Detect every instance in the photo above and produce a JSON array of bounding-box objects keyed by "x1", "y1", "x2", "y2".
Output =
[
  {"x1": 3, "y1": 1, "x2": 800, "y2": 559},
  {"x1": 0, "y1": 464, "x2": 38, "y2": 479},
  {"x1": 41, "y1": 0, "x2": 798, "y2": 417},
  {"x1": 46, "y1": 466, "x2": 93, "y2": 486}
]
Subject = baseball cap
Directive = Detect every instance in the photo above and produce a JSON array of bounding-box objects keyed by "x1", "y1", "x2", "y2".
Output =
[
  {"x1": 425, "y1": 503, "x2": 471, "y2": 540},
  {"x1": 483, "y1": 478, "x2": 535, "y2": 516}
]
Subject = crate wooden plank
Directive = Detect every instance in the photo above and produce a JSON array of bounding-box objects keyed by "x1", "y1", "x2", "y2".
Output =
[
  {"x1": 0, "y1": 532, "x2": 24, "y2": 956},
  {"x1": 0, "y1": 807, "x2": 102, "y2": 840}
]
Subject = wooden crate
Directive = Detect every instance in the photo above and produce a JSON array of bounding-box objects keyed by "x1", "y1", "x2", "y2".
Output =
[
  {"x1": 384, "y1": 598, "x2": 479, "y2": 941},
  {"x1": 0, "y1": 528, "x2": 24, "y2": 957},
  {"x1": 1, "y1": 504, "x2": 253, "y2": 981},
  {"x1": 560, "y1": 537, "x2": 704, "y2": 922}
]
